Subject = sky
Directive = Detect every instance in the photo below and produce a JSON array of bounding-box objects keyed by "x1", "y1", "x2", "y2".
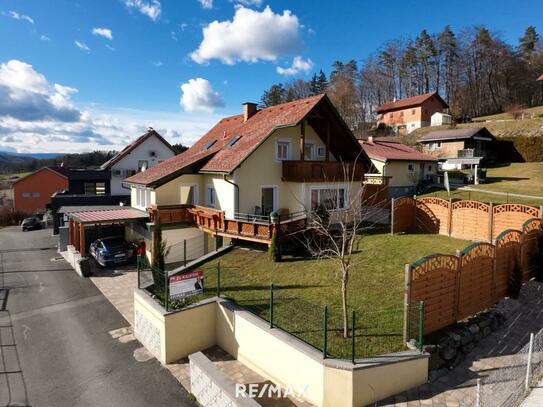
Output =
[{"x1": 0, "y1": 0, "x2": 542, "y2": 154}]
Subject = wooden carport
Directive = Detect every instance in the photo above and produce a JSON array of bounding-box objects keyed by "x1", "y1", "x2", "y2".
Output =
[{"x1": 67, "y1": 208, "x2": 149, "y2": 256}]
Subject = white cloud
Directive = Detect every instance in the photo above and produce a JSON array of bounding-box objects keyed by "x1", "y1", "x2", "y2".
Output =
[
  {"x1": 92, "y1": 27, "x2": 113, "y2": 40},
  {"x1": 105, "y1": 44, "x2": 116, "y2": 51},
  {"x1": 152, "y1": 61, "x2": 163, "y2": 67},
  {"x1": 40, "y1": 35, "x2": 51, "y2": 42},
  {"x1": 180, "y1": 78, "x2": 224, "y2": 113},
  {"x1": 191, "y1": 6, "x2": 302, "y2": 65},
  {"x1": 2, "y1": 11, "x2": 34, "y2": 24},
  {"x1": 75, "y1": 41, "x2": 91, "y2": 52},
  {"x1": 0, "y1": 60, "x2": 80, "y2": 122},
  {"x1": 276, "y1": 56, "x2": 313, "y2": 76},
  {"x1": 123, "y1": 0, "x2": 161, "y2": 21},
  {"x1": 234, "y1": 0, "x2": 263, "y2": 6},
  {"x1": 0, "y1": 60, "x2": 218, "y2": 154},
  {"x1": 198, "y1": 0, "x2": 213, "y2": 9}
]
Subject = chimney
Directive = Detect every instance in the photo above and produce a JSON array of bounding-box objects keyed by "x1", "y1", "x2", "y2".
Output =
[{"x1": 243, "y1": 102, "x2": 258, "y2": 122}]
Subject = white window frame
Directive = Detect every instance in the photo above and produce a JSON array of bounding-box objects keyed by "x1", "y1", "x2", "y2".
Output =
[
  {"x1": 275, "y1": 139, "x2": 291, "y2": 161},
  {"x1": 135, "y1": 187, "x2": 151, "y2": 209},
  {"x1": 260, "y1": 185, "x2": 278, "y2": 214},
  {"x1": 22, "y1": 192, "x2": 31, "y2": 198},
  {"x1": 309, "y1": 185, "x2": 348, "y2": 212},
  {"x1": 205, "y1": 184, "x2": 216, "y2": 208},
  {"x1": 303, "y1": 141, "x2": 315, "y2": 160}
]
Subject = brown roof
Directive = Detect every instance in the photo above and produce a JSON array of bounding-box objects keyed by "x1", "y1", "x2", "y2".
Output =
[
  {"x1": 419, "y1": 127, "x2": 496, "y2": 142},
  {"x1": 125, "y1": 94, "x2": 366, "y2": 187},
  {"x1": 537, "y1": 74, "x2": 543, "y2": 81},
  {"x1": 100, "y1": 129, "x2": 176, "y2": 169},
  {"x1": 68, "y1": 207, "x2": 148, "y2": 224},
  {"x1": 359, "y1": 139, "x2": 436, "y2": 162},
  {"x1": 375, "y1": 92, "x2": 448, "y2": 113}
]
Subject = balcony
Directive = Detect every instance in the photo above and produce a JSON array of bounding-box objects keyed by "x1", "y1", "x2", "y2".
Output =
[
  {"x1": 148, "y1": 204, "x2": 306, "y2": 245},
  {"x1": 282, "y1": 160, "x2": 366, "y2": 182}
]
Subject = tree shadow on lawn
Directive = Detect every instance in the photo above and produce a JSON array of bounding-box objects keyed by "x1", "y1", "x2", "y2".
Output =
[{"x1": 483, "y1": 176, "x2": 530, "y2": 184}]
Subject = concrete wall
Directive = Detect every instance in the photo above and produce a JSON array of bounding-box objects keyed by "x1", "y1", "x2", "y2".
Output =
[{"x1": 133, "y1": 292, "x2": 429, "y2": 407}]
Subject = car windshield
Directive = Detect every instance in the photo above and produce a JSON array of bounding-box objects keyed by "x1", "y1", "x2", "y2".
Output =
[
  {"x1": 23, "y1": 218, "x2": 37, "y2": 224},
  {"x1": 102, "y1": 238, "x2": 127, "y2": 250}
]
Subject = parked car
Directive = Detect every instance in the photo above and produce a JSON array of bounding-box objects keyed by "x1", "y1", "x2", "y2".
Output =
[
  {"x1": 89, "y1": 236, "x2": 135, "y2": 267},
  {"x1": 21, "y1": 217, "x2": 42, "y2": 231}
]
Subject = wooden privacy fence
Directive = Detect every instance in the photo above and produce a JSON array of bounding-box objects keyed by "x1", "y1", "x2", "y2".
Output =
[
  {"x1": 405, "y1": 218, "x2": 542, "y2": 335},
  {"x1": 392, "y1": 196, "x2": 543, "y2": 242}
]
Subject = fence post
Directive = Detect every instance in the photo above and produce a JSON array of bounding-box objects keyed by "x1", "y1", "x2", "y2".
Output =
[
  {"x1": 269, "y1": 284, "x2": 274, "y2": 328},
  {"x1": 164, "y1": 269, "x2": 169, "y2": 312},
  {"x1": 323, "y1": 305, "x2": 328, "y2": 359},
  {"x1": 216, "y1": 261, "x2": 221, "y2": 297},
  {"x1": 454, "y1": 249, "x2": 462, "y2": 320},
  {"x1": 448, "y1": 198, "x2": 453, "y2": 237},
  {"x1": 351, "y1": 310, "x2": 356, "y2": 364},
  {"x1": 525, "y1": 332, "x2": 535, "y2": 391},
  {"x1": 137, "y1": 255, "x2": 141, "y2": 289},
  {"x1": 476, "y1": 378, "x2": 482, "y2": 407},
  {"x1": 539, "y1": 205, "x2": 543, "y2": 220},
  {"x1": 403, "y1": 264, "x2": 412, "y2": 343},
  {"x1": 390, "y1": 197, "x2": 395, "y2": 235},
  {"x1": 183, "y1": 239, "x2": 187, "y2": 267},
  {"x1": 488, "y1": 202, "x2": 494, "y2": 242},
  {"x1": 418, "y1": 301, "x2": 425, "y2": 351}
]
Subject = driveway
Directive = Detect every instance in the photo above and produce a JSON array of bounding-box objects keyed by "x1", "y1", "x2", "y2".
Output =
[{"x1": 0, "y1": 226, "x2": 194, "y2": 407}]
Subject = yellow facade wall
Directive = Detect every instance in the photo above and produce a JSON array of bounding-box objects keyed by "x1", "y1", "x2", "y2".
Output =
[
  {"x1": 421, "y1": 140, "x2": 466, "y2": 158},
  {"x1": 373, "y1": 160, "x2": 437, "y2": 187}
]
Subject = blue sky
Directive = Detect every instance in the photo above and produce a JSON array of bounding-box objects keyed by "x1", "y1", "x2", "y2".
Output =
[{"x1": 0, "y1": 0, "x2": 541, "y2": 154}]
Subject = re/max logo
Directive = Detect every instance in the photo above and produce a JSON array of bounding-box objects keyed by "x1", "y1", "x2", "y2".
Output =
[{"x1": 235, "y1": 383, "x2": 308, "y2": 399}]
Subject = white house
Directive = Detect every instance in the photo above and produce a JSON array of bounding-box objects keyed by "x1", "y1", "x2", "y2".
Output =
[
  {"x1": 101, "y1": 129, "x2": 177, "y2": 195},
  {"x1": 431, "y1": 112, "x2": 453, "y2": 126}
]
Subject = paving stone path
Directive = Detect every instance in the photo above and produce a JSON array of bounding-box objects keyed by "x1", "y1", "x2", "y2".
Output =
[{"x1": 377, "y1": 281, "x2": 543, "y2": 407}]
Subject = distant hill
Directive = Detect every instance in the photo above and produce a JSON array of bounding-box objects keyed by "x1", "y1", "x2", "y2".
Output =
[{"x1": 0, "y1": 151, "x2": 63, "y2": 159}]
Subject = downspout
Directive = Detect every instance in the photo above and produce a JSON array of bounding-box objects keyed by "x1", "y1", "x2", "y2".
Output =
[{"x1": 223, "y1": 174, "x2": 239, "y2": 216}]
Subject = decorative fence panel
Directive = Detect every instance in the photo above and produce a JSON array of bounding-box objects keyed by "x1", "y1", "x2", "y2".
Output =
[
  {"x1": 392, "y1": 197, "x2": 415, "y2": 233},
  {"x1": 493, "y1": 204, "x2": 541, "y2": 240},
  {"x1": 417, "y1": 197, "x2": 450, "y2": 236},
  {"x1": 457, "y1": 243, "x2": 495, "y2": 321},
  {"x1": 494, "y1": 230, "x2": 522, "y2": 300},
  {"x1": 414, "y1": 200, "x2": 441, "y2": 234},
  {"x1": 450, "y1": 200, "x2": 491, "y2": 241},
  {"x1": 409, "y1": 255, "x2": 458, "y2": 334},
  {"x1": 406, "y1": 224, "x2": 541, "y2": 335}
]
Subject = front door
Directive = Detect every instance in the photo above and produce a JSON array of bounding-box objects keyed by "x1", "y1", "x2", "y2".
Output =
[{"x1": 261, "y1": 187, "x2": 277, "y2": 216}]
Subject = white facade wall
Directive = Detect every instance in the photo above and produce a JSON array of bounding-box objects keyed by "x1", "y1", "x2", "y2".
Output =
[
  {"x1": 431, "y1": 112, "x2": 453, "y2": 126},
  {"x1": 111, "y1": 135, "x2": 175, "y2": 194}
]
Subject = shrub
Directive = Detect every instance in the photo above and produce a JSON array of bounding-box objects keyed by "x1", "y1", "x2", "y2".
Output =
[
  {"x1": 0, "y1": 206, "x2": 29, "y2": 226},
  {"x1": 495, "y1": 137, "x2": 543, "y2": 162},
  {"x1": 268, "y1": 229, "x2": 281, "y2": 262},
  {"x1": 151, "y1": 223, "x2": 170, "y2": 292},
  {"x1": 505, "y1": 104, "x2": 528, "y2": 120},
  {"x1": 507, "y1": 256, "x2": 523, "y2": 299}
]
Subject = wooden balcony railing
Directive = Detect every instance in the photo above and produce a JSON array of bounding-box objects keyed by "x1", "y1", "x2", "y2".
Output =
[
  {"x1": 282, "y1": 160, "x2": 367, "y2": 182},
  {"x1": 149, "y1": 204, "x2": 306, "y2": 244}
]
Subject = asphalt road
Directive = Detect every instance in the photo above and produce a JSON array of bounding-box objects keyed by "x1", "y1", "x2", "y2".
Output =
[{"x1": 0, "y1": 226, "x2": 194, "y2": 407}]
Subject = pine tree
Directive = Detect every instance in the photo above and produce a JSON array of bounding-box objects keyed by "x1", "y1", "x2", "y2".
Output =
[
  {"x1": 268, "y1": 230, "x2": 281, "y2": 262},
  {"x1": 260, "y1": 83, "x2": 286, "y2": 107},
  {"x1": 309, "y1": 73, "x2": 319, "y2": 95},
  {"x1": 415, "y1": 29, "x2": 437, "y2": 93},
  {"x1": 519, "y1": 26, "x2": 539, "y2": 56},
  {"x1": 438, "y1": 25, "x2": 458, "y2": 103},
  {"x1": 316, "y1": 69, "x2": 328, "y2": 93}
]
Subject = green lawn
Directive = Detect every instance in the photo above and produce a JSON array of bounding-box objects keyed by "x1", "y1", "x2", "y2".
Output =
[
  {"x1": 421, "y1": 163, "x2": 543, "y2": 207},
  {"x1": 173, "y1": 232, "x2": 470, "y2": 358}
]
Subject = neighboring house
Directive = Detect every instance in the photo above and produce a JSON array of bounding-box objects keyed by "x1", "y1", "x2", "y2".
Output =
[
  {"x1": 360, "y1": 137, "x2": 437, "y2": 198},
  {"x1": 123, "y1": 94, "x2": 374, "y2": 253},
  {"x1": 100, "y1": 128, "x2": 177, "y2": 195},
  {"x1": 376, "y1": 92, "x2": 449, "y2": 135},
  {"x1": 13, "y1": 167, "x2": 69, "y2": 214},
  {"x1": 431, "y1": 112, "x2": 453, "y2": 127},
  {"x1": 13, "y1": 166, "x2": 115, "y2": 215},
  {"x1": 419, "y1": 127, "x2": 496, "y2": 170}
]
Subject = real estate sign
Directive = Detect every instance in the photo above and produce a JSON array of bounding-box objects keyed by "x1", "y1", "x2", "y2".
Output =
[{"x1": 169, "y1": 271, "x2": 204, "y2": 300}]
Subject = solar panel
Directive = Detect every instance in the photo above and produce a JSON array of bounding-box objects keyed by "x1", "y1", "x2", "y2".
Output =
[
  {"x1": 204, "y1": 139, "x2": 217, "y2": 150},
  {"x1": 227, "y1": 135, "x2": 241, "y2": 147}
]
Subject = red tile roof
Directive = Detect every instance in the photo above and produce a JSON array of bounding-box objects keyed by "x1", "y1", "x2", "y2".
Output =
[
  {"x1": 359, "y1": 139, "x2": 436, "y2": 162},
  {"x1": 375, "y1": 92, "x2": 448, "y2": 113},
  {"x1": 68, "y1": 208, "x2": 148, "y2": 224},
  {"x1": 100, "y1": 129, "x2": 176, "y2": 170},
  {"x1": 125, "y1": 94, "x2": 329, "y2": 186},
  {"x1": 537, "y1": 74, "x2": 543, "y2": 81}
]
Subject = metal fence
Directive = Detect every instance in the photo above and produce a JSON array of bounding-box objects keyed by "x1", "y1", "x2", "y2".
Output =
[{"x1": 480, "y1": 328, "x2": 543, "y2": 407}]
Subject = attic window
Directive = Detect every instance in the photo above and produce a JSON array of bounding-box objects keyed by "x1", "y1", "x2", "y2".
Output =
[
  {"x1": 227, "y1": 136, "x2": 241, "y2": 147},
  {"x1": 204, "y1": 140, "x2": 217, "y2": 150}
]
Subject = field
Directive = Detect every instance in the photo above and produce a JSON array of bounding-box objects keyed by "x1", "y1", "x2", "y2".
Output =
[
  {"x1": 173, "y1": 232, "x2": 470, "y2": 358},
  {"x1": 421, "y1": 163, "x2": 543, "y2": 207}
]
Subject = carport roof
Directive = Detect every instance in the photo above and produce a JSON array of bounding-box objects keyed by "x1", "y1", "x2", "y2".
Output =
[
  {"x1": 67, "y1": 207, "x2": 148, "y2": 224},
  {"x1": 58, "y1": 205, "x2": 126, "y2": 214}
]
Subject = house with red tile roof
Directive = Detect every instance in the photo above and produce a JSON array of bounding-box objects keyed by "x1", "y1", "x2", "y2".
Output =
[
  {"x1": 376, "y1": 92, "x2": 449, "y2": 135},
  {"x1": 101, "y1": 128, "x2": 176, "y2": 194},
  {"x1": 360, "y1": 137, "x2": 437, "y2": 197},
  {"x1": 123, "y1": 94, "x2": 376, "y2": 249}
]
